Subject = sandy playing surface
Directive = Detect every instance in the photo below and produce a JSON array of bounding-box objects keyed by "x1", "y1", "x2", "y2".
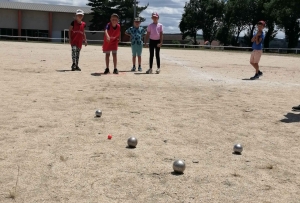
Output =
[{"x1": 0, "y1": 41, "x2": 299, "y2": 203}]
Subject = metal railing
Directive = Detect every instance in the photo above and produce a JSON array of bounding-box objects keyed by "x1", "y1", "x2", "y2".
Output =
[{"x1": 1, "y1": 34, "x2": 299, "y2": 54}]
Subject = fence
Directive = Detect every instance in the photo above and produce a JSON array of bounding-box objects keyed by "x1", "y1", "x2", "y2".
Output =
[{"x1": 1, "y1": 34, "x2": 300, "y2": 55}]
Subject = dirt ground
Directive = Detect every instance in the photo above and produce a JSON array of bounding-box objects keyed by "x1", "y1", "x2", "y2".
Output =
[{"x1": 0, "y1": 41, "x2": 299, "y2": 203}]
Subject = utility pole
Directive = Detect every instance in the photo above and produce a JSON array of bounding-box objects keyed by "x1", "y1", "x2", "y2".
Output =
[{"x1": 134, "y1": 0, "x2": 136, "y2": 18}]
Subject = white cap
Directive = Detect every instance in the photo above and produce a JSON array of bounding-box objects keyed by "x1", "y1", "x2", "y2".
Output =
[{"x1": 76, "y1": 9, "x2": 84, "y2": 15}]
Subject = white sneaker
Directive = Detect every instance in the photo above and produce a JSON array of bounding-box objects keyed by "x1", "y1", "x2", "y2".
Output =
[{"x1": 156, "y1": 68, "x2": 160, "y2": 74}]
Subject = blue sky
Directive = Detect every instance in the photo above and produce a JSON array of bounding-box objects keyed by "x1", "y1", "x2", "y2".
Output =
[{"x1": 5, "y1": 0, "x2": 285, "y2": 38}]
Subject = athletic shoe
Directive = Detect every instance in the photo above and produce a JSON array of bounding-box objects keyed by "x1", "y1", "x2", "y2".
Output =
[
  {"x1": 250, "y1": 73, "x2": 259, "y2": 80},
  {"x1": 71, "y1": 63, "x2": 76, "y2": 71},
  {"x1": 104, "y1": 68, "x2": 110, "y2": 74},
  {"x1": 131, "y1": 66, "x2": 136, "y2": 71},
  {"x1": 138, "y1": 66, "x2": 142, "y2": 72},
  {"x1": 292, "y1": 105, "x2": 300, "y2": 111},
  {"x1": 146, "y1": 68, "x2": 152, "y2": 74},
  {"x1": 113, "y1": 68, "x2": 119, "y2": 74},
  {"x1": 156, "y1": 68, "x2": 161, "y2": 74},
  {"x1": 258, "y1": 71, "x2": 263, "y2": 76},
  {"x1": 75, "y1": 66, "x2": 81, "y2": 71}
]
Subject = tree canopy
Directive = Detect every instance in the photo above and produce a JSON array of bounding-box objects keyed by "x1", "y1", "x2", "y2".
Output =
[
  {"x1": 87, "y1": 0, "x2": 148, "y2": 39},
  {"x1": 179, "y1": 0, "x2": 300, "y2": 48}
]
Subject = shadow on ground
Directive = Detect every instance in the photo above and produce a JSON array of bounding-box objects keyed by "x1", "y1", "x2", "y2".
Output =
[
  {"x1": 280, "y1": 112, "x2": 300, "y2": 123},
  {"x1": 56, "y1": 70, "x2": 72, "y2": 72},
  {"x1": 91, "y1": 73, "x2": 101, "y2": 76}
]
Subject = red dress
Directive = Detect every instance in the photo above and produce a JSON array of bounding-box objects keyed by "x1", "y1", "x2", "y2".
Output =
[
  {"x1": 70, "y1": 20, "x2": 86, "y2": 49},
  {"x1": 102, "y1": 23, "x2": 121, "y2": 51}
]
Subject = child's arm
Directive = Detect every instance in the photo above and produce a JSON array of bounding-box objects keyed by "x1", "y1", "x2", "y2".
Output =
[
  {"x1": 105, "y1": 29, "x2": 110, "y2": 42},
  {"x1": 255, "y1": 36, "x2": 263, "y2": 45},
  {"x1": 158, "y1": 31, "x2": 163, "y2": 47},
  {"x1": 124, "y1": 31, "x2": 131, "y2": 36},
  {"x1": 144, "y1": 31, "x2": 150, "y2": 47},
  {"x1": 83, "y1": 30, "x2": 87, "y2": 46},
  {"x1": 69, "y1": 25, "x2": 73, "y2": 45}
]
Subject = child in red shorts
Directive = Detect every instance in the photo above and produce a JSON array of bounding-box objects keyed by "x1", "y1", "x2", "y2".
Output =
[{"x1": 102, "y1": 13, "x2": 121, "y2": 74}]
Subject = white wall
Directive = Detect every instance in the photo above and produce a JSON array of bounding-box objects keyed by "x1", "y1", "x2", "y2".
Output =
[
  {"x1": 0, "y1": 9, "x2": 102, "y2": 41},
  {"x1": 0, "y1": 9, "x2": 18, "y2": 29},
  {"x1": 22, "y1": 10, "x2": 48, "y2": 30}
]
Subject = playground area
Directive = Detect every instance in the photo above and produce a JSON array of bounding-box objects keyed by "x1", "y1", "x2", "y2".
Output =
[{"x1": 0, "y1": 41, "x2": 299, "y2": 202}]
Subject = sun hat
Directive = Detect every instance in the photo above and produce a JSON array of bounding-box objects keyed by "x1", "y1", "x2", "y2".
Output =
[
  {"x1": 76, "y1": 9, "x2": 84, "y2": 15},
  {"x1": 134, "y1": 17, "x2": 141, "y2": 22}
]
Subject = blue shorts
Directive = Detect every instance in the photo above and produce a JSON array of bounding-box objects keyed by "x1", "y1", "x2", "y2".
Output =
[{"x1": 131, "y1": 44, "x2": 143, "y2": 56}]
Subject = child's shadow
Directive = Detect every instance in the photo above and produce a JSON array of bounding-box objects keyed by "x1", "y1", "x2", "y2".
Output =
[
  {"x1": 56, "y1": 70, "x2": 72, "y2": 72},
  {"x1": 91, "y1": 73, "x2": 101, "y2": 76},
  {"x1": 280, "y1": 112, "x2": 300, "y2": 123}
]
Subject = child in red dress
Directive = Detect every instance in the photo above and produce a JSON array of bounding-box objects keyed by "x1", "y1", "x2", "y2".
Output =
[
  {"x1": 68, "y1": 9, "x2": 87, "y2": 71},
  {"x1": 102, "y1": 13, "x2": 121, "y2": 74}
]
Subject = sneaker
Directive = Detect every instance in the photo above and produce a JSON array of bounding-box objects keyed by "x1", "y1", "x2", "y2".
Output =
[
  {"x1": 75, "y1": 66, "x2": 81, "y2": 71},
  {"x1": 138, "y1": 66, "x2": 142, "y2": 72},
  {"x1": 250, "y1": 73, "x2": 259, "y2": 80},
  {"x1": 156, "y1": 68, "x2": 161, "y2": 74},
  {"x1": 131, "y1": 66, "x2": 136, "y2": 72},
  {"x1": 258, "y1": 71, "x2": 263, "y2": 76},
  {"x1": 146, "y1": 68, "x2": 152, "y2": 74},
  {"x1": 104, "y1": 68, "x2": 110, "y2": 74},
  {"x1": 113, "y1": 68, "x2": 119, "y2": 74},
  {"x1": 292, "y1": 105, "x2": 300, "y2": 110},
  {"x1": 71, "y1": 63, "x2": 76, "y2": 71}
]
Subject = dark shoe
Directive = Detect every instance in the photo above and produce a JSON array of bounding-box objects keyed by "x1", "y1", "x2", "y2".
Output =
[
  {"x1": 71, "y1": 63, "x2": 76, "y2": 71},
  {"x1": 104, "y1": 68, "x2": 110, "y2": 74},
  {"x1": 75, "y1": 66, "x2": 81, "y2": 71},
  {"x1": 292, "y1": 105, "x2": 300, "y2": 110},
  {"x1": 113, "y1": 69, "x2": 119, "y2": 74},
  {"x1": 250, "y1": 73, "x2": 259, "y2": 80},
  {"x1": 138, "y1": 66, "x2": 142, "y2": 72},
  {"x1": 131, "y1": 66, "x2": 136, "y2": 71},
  {"x1": 258, "y1": 71, "x2": 263, "y2": 76},
  {"x1": 146, "y1": 68, "x2": 153, "y2": 74}
]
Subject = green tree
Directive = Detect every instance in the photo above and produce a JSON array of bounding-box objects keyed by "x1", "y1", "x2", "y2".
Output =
[
  {"x1": 270, "y1": 0, "x2": 300, "y2": 48},
  {"x1": 225, "y1": 0, "x2": 251, "y2": 45},
  {"x1": 216, "y1": 1, "x2": 235, "y2": 46},
  {"x1": 87, "y1": 0, "x2": 148, "y2": 40},
  {"x1": 112, "y1": 0, "x2": 148, "y2": 40},
  {"x1": 201, "y1": 0, "x2": 224, "y2": 44},
  {"x1": 87, "y1": 0, "x2": 115, "y2": 31},
  {"x1": 262, "y1": 1, "x2": 278, "y2": 49},
  {"x1": 179, "y1": 0, "x2": 224, "y2": 45},
  {"x1": 179, "y1": 0, "x2": 202, "y2": 45}
]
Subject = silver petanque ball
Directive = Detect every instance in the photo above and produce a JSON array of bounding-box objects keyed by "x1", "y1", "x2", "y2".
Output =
[
  {"x1": 173, "y1": 160, "x2": 186, "y2": 174},
  {"x1": 127, "y1": 137, "x2": 138, "y2": 148},
  {"x1": 233, "y1": 144, "x2": 243, "y2": 154},
  {"x1": 95, "y1": 110, "x2": 102, "y2": 117}
]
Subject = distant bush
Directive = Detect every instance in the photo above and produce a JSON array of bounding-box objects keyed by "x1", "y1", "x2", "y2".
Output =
[{"x1": 172, "y1": 40, "x2": 181, "y2": 45}]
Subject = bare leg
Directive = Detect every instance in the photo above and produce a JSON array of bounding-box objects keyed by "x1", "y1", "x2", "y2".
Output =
[
  {"x1": 106, "y1": 53, "x2": 110, "y2": 68},
  {"x1": 132, "y1": 56, "x2": 136, "y2": 66},
  {"x1": 112, "y1": 53, "x2": 117, "y2": 69},
  {"x1": 138, "y1": 56, "x2": 141, "y2": 66},
  {"x1": 250, "y1": 62, "x2": 259, "y2": 73}
]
